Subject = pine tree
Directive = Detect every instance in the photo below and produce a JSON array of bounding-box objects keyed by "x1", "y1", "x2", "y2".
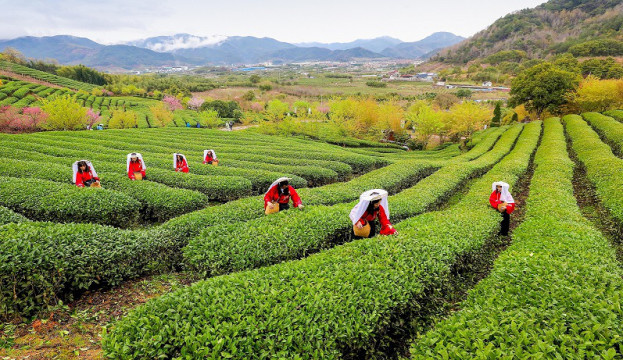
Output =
[{"x1": 490, "y1": 102, "x2": 502, "y2": 127}]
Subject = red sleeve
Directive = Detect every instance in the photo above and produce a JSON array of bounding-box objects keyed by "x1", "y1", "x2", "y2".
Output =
[
  {"x1": 264, "y1": 185, "x2": 277, "y2": 208},
  {"x1": 76, "y1": 172, "x2": 84, "y2": 187},
  {"x1": 489, "y1": 191, "x2": 501, "y2": 208},
  {"x1": 182, "y1": 162, "x2": 189, "y2": 173},
  {"x1": 289, "y1": 186, "x2": 302, "y2": 207},
  {"x1": 506, "y1": 203, "x2": 516, "y2": 214},
  {"x1": 379, "y1": 206, "x2": 396, "y2": 235},
  {"x1": 128, "y1": 166, "x2": 135, "y2": 179}
]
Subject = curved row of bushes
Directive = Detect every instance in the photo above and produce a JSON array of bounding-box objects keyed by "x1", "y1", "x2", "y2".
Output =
[
  {"x1": 101, "y1": 122, "x2": 540, "y2": 359},
  {"x1": 0, "y1": 60, "x2": 97, "y2": 91},
  {"x1": 583, "y1": 112, "x2": 623, "y2": 156},
  {"x1": 0, "y1": 206, "x2": 28, "y2": 226},
  {"x1": 183, "y1": 124, "x2": 527, "y2": 277},
  {"x1": 0, "y1": 136, "x2": 255, "y2": 201},
  {"x1": 410, "y1": 118, "x2": 623, "y2": 359},
  {"x1": 0, "y1": 158, "x2": 209, "y2": 223},
  {"x1": 0, "y1": 176, "x2": 141, "y2": 228},
  {"x1": 565, "y1": 115, "x2": 623, "y2": 226}
]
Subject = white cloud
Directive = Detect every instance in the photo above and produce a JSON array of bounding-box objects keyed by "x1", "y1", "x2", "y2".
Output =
[{"x1": 146, "y1": 35, "x2": 229, "y2": 52}]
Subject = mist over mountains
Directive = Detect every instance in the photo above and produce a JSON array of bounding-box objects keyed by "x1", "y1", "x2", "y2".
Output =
[{"x1": 0, "y1": 32, "x2": 465, "y2": 69}]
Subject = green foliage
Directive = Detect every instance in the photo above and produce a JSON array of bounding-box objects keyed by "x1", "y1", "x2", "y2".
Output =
[
  {"x1": 365, "y1": 80, "x2": 387, "y2": 88},
  {"x1": 101, "y1": 123, "x2": 540, "y2": 359},
  {"x1": 0, "y1": 60, "x2": 97, "y2": 91},
  {"x1": 490, "y1": 102, "x2": 502, "y2": 127},
  {"x1": 55, "y1": 64, "x2": 109, "y2": 86},
  {"x1": 580, "y1": 57, "x2": 623, "y2": 79},
  {"x1": 108, "y1": 109, "x2": 137, "y2": 129},
  {"x1": 200, "y1": 99, "x2": 241, "y2": 119},
  {"x1": 0, "y1": 176, "x2": 141, "y2": 228},
  {"x1": 455, "y1": 89, "x2": 472, "y2": 98},
  {"x1": 509, "y1": 63, "x2": 580, "y2": 117},
  {"x1": 0, "y1": 206, "x2": 28, "y2": 226},
  {"x1": 569, "y1": 39, "x2": 623, "y2": 57},
  {"x1": 410, "y1": 117, "x2": 623, "y2": 359},
  {"x1": 40, "y1": 94, "x2": 88, "y2": 130},
  {"x1": 197, "y1": 109, "x2": 223, "y2": 128},
  {"x1": 566, "y1": 114, "x2": 623, "y2": 226},
  {"x1": 484, "y1": 50, "x2": 527, "y2": 64}
]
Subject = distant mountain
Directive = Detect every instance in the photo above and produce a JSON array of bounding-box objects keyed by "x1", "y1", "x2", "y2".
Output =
[
  {"x1": 268, "y1": 47, "x2": 385, "y2": 62},
  {"x1": 435, "y1": 0, "x2": 623, "y2": 63},
  {"x1": 0, "y1": 32, "x2": 464, "y2": 69},
  {"x1": 296, "y1": 36, "x2": 403, "y2": 53},
  {"x1": 381, "y1": 32, "x2": 465, "y2": 59}
]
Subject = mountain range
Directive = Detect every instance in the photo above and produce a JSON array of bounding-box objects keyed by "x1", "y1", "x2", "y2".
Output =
[{"x1": 0, "y1": 32, "x2": 465, "y2": 70}]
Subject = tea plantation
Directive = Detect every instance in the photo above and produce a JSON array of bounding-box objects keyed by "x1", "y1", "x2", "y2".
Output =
[{"x1": 1, "y1": 112, "x2": 622, "y2": 359}]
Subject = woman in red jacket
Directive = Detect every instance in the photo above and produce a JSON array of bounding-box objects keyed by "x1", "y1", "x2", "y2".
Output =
[
  {"x1": 349, "y1": 189, "x2": 396, "y2": 238},
  {"x1": 203, "y1": 150, "x2": 218, "y2": 165},
  {"x1": 72, "y1": 160, "x2": 100, "y2": 188},
  {"x1": 127, "y1": 153, "x2": 146, "y2": 180},
  {"x1": 490, "y1": 181, "x2": 516, "y2": 236},
  {"x1": 264, "y1": 177, "x2": 303, "y2": 213},
  {"x1": 174, "y1": 153, "x2": 189, "y2": 173}
]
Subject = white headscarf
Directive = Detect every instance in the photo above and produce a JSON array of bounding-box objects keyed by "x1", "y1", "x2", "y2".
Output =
[
  {"x1": 127, "y1": 153, "x2": 146, "y2": 173},
  {"x1": 492, "y1": 181, "x2": 514, "y2": 203},
  {"x1": 266, "y1": 177, "x2": 292, "y2": 195},
  {"x1": 72, "y1": 160, "x2": 98, "y2": 184},
  {"x1": 349, "y1": 189, "x2": 390, "y2": 225},
  {"x1": 204, "y1": 149, "x2": 217, "y2": 160},
  {"x1": 173, "y1": 153, "x2": 188, "y2": 169}
]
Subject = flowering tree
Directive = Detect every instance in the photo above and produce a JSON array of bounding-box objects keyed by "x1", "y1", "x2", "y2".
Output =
[
  {"x1": 250, "y1": 102, "x2": 264, "y2": 113},
  {"x1": 163, "y1": 95, "x2": 183, "y2": 111},
  {"x1": 85, "y1": 108, "x2": 101, "y2": 129},
  {"x1": 22, "y1": 107, "x2": 49, "y2": 129},
  {"x1": 187, "y1": 96, "x2": 205, "y2": 111}
]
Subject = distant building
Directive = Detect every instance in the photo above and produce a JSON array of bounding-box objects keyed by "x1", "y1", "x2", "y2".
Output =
[{"x1": 482, "y1": 81, "x2": 493, "y2": 87}]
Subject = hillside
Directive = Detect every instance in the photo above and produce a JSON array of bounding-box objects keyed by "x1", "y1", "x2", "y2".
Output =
[{"x1": 436, "y1": 0, "x2": 623, "y2": 64}]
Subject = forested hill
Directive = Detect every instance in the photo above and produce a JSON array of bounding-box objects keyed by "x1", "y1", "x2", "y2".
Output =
[{"x1": 435, "y1": 0, "x2": 623, "y2": 64}]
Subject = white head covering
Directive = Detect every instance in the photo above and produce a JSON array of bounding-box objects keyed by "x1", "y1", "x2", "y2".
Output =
[
  {"x1": 204, "y1": 149, "x2": 217, "y2": 160},
  {"x1": 349, "y1": 189, "x2": 390, "y2": 225},
  {"x1": 266, "y1": 177, "x2": 292, "y2": 195},
  {"x1": 72, "y1": 160, "x2": 98, "y2": 184},
  {"x1": 127, "y1": 153, "x2": 146, "y2": 173},
  {"x1": 173, "y1": 153, "x2": 188, "y2": 169},
  {"x1": 492, "y1": 181, "x2": 514, "y2": 203}
]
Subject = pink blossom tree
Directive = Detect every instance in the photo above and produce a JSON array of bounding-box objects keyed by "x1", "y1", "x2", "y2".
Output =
[
  {"x1": 250, "y1": 102, "x2": 264, "y2": 112},
  {"x1": 187, "y1": 96, "x2": 205, "y2": 111},
  {"x1": 22, "y1": 107, "x2": 49, "y2": 129},
  {"x1": 85, "y1": 108, "x2": 101, "y2": 129},
  {"x1": 163, "y1": 95, "x2": 183, "y2": 111}
]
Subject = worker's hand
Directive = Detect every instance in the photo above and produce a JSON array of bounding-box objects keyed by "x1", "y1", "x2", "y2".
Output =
[
  {"x1": 298, "y1": 204, "x2": 304, "y2": 209},
  {"x1": 356, "y1": 222, "x2": 363, "y2": 229}
]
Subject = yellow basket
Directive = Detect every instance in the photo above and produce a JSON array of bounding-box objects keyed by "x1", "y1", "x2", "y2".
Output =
[
  {"x1": 497, "y1": 202, "x2": 508, "y2": 212},
  {"x1": 265, "y1": 202, "x2": 279, "y2": 215},
  {"x1": 353, "y1": 223, "x2": 371, "y2": 237},
  {"x1": 213, "y1": 160, "x2": 219, "y2": 167},
  {"x1": 134, "y1": 172, "x2": 143, "y2": 181},
  {"x1": 90, "y1": 182, "x2": 101, "y2": 188}
]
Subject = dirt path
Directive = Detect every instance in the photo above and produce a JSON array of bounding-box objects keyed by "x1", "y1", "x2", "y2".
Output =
[{"x1": 0, "y1": 70, "x2": 65, "y2": 90}]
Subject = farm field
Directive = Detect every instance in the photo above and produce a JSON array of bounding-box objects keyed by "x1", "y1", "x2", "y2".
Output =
[{"x1": 0, "y1": 109, "x2": 621, "y2": 359}]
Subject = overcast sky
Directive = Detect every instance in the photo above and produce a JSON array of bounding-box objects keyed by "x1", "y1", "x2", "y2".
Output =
[{"x1": 1, "y1": 0, "x2": 547, "y2": 44}]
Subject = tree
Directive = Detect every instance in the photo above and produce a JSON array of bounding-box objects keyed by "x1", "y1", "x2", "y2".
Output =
[
  {"x1": 490, "y1": 102, "x2": 502, "y2": 127},
  {"x1": 22, "y1": 107, "x2": 49, "y2": 129},
  {"x1": 197, "y1": 110, "x2": 223, "y2": 128},
  {"x1": 85, "y1": 108, "x2": 101, "y2": 129},
  {"x1": 434, "y1": 93, "x2": 460, "y2": 110},
  {"x1": 186, "y1": 97, "x2": 205, "y2": 111},
  {"x1": 108, "y1": 110, "x2": 137, "y2": 129},
  {"x1": 569, "y1": 77, "x2": 623, "y2": 112},
  {"x1": 201, "y1": 100, "x2": 241, "y2": 118},
  {"x1": 249, "y1": 75, "x2": 261, "y2": 84},
  {"x1": 242, "y1": 90, "x2": 256, "y2": 101},
  {"x1": 149, "y1": 103, "x2": 174, "y2": 127},
  {"x1": 162, "y1": 95, "x2": 183, "y2": 111},
  {"x1": 265, "y1": 99, "x2": 290, "y2": 121},
  {"x1": 456, "y1": 89, "x2": 472, "y2": 98},
  {"x1": 445, "y1": 101, "x2": 492, "y2": 148},
  {"x1": 509, "y1": 63, "x2": 580, "y2": 118},
  {"x1": 406, "y1": 102, "x2": 444, "y2": 148},
  {"x1": 40, "y1": 94, "x2": 88, "y2": 130},
  {"x1": 2, "y1": 47, "x2": 26, "y2": 64}
]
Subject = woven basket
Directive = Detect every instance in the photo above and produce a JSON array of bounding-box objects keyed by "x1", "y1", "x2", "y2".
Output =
[
  {"x1": 134, "y1": 172, "x2": 143, "y2": 181},
  {"x1": 90, "y1": 182, "x2": 101, "y2": 188},
  {"x1": 498, "y1": 202, "x2": 508, "y2": 212},
  {"x1": 265, "y1": 202, "x2": 279, "y2": 215},
  {"x1": 353, "y1": 223, "x2": 371, "y2": 237}
]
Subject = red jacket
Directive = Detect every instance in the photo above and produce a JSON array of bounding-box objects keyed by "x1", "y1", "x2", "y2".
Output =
[
  {"x1": 489, "y1": 191, "x2": 515, "y2": 214},
  {"x1": 264, "y1": 185, "x2": 302, "y2": 209},
  {"x1": 203, "y1": 155, "x2": 216, "y2": 164},
  {"x1": 75, "y1": 171, "x2": 99, "y2": 187},
  {"x1": 358, "y1": 206, "x2": 396, "y2": 235},
  {"x1": 176, "y1": 159, "x2": 189, "y2": 173},
  {"x1": 128, "y1": 160, "x2": 146, "y2": 179}
]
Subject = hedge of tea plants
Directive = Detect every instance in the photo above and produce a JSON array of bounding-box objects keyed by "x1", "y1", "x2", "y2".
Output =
[
  {"x1": 410, "y1": 118, "x2": 623, "y2": 359},
  {"x1": 565, "y1": 114, "x2": 623, "y2": 226},
  {"x1": 101, "y1": 121, "x2": 540, "y2": 359},
  {"x1": 583, "y1": 112, "x2": 623, "y2": 156}
]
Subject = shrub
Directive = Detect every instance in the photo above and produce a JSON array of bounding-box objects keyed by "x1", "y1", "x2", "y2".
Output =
[
  {"x1": 108, "y1": 109, "x2": 137, "y2": 129},
  {"x1": 40, "y1": 94, "x2": 88, "y2": 130},
  {"x1": 0, "y1": 206, "x2": 28, "y2": 225}
]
